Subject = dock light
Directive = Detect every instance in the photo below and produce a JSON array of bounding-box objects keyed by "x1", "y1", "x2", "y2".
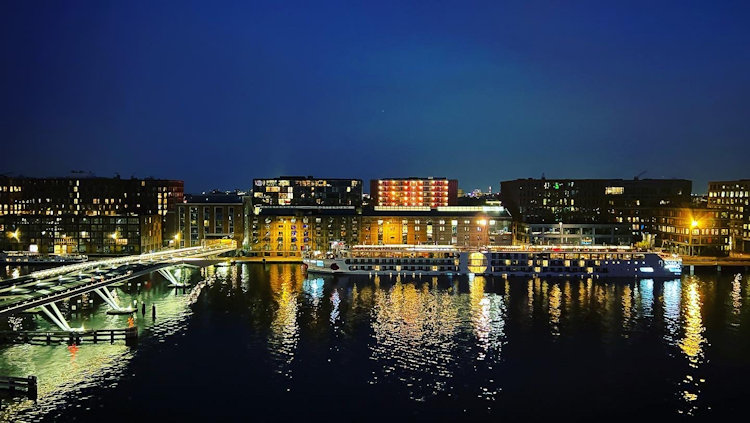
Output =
[
  {"x1": 8, "y1": 230, "x2": 19, "y2": 240},
  {"x1": 111, "y1": 232, "x2": 118, "y2": 240},
  {"x1": 691, "y1": 220, "x2": 699, "y2": 228}
]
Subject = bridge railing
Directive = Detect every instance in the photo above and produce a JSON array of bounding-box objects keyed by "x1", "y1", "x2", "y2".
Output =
[{"x1": 3, "y1": 245, "x2": 232, "y2": 283}]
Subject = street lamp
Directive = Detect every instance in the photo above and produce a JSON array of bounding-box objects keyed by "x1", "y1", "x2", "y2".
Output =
[
  {"x1": 689, "y1": 220, "x2": 699, "y2": 256},
  {"x1": 7, "y1": 230, "x2": 20, "y2": 251}
]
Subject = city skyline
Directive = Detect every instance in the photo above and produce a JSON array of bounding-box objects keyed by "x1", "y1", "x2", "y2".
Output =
[{"x1": 2, "y1": 1, "x2": 750, "y2": 192}]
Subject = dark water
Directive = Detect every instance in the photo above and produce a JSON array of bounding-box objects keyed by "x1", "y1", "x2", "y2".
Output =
[{"x1": 2, "y1": 264, "x2": 750, "y2": 421}]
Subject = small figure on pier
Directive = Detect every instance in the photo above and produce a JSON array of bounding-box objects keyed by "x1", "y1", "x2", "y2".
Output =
[{"x1": 152, "y1": 304, "x2": 156, "y2": 319}]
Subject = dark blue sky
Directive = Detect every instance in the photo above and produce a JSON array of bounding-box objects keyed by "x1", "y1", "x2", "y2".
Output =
[{"x1": 2, "y1": 1, "x2": 749, "y2": 193}]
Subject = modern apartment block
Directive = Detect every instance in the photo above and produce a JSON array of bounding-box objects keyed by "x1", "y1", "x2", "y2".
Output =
[
  {"x1": 0, "y1": 175, "x2": 183, "y2": 254},
  {"x1": 175, "y1": 192, "x2": 244, "y2": 247},
  {"x1": 653, "y1": 206, "x2": 732, "y2": 256},
  {"x1": 500, "y1": 178, "x2": 692, "y2": 245},
  {"x1": 0, "y1": 214, "x2": 161, "y2": 255},
  {"x1": 252, "y1": 176, "x2": 362, "y2": 207},
  {"x1": 0, "y1": 175, "x2": 183, "y2": 217},
  {"x1": 708, "y1": 180, "x2": 750, "y2": 253},
  {"x1": 500, "y1": 178, "x2": 691, "y2": 223},
  {"x1": 370, "y1": 177, "x2": 458, "y2": 207}
]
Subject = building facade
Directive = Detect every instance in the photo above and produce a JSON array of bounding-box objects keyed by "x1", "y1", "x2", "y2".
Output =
[
  {"x1": 514, "y1": 222, "x2": 632, "y2": 246},
  {"x1": 500, "y1": 178, "x2": 692, "y2": 223},
  {"x1": 360, "y1": 206, "x2": 511, "y2": 248},
  {"x1": 370, "y1": 178, "x2": 458, "y2": 207},
  {"x1": 247, "y1": 207, "x2": 360, "y2": 257},
  {"x1": 500, "y1": 178, "x2": 692, "y2": 244},
  {"x1": 252, "y1": 176, "x2": 362, "y2": 207},
  {"x1": 654, "y1": 206, "x2": 731, "y2": 256},
  {"x1": 708, "y1": 180, "x2": 750, "y2": 253},
  {"x1": 0, "y1": 175, "x2": 182, "y2": 255},
  {"x1": 175, "y1": 192, "x2": 244, "y2": 248},
  {"x1": 0, "y1": 214, "x2": 161, "y2": 255},
  {"x1": 244, "y1": 205, "x2": 512, "y2": 257},
  {"x1": 0, "y1": 175, "x2": 183, "y2": 217}
]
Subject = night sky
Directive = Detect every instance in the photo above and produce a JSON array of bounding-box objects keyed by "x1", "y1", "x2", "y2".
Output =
[{"x1": 2, "y1": 1, "x2": 749, "y2": 194}]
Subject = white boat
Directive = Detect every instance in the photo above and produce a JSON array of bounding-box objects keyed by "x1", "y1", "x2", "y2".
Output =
[{"x1": 303, "y1": 244, "x2": 682, "y2": 279}]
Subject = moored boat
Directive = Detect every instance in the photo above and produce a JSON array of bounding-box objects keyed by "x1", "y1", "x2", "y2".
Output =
[{"x1": 303, "y1": 244, "x2": 682, "y2": 278}]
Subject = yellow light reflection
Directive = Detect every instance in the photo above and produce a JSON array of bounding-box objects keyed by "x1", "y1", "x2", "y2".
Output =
[
  {"x1": 680, "y1": 283, "x2": 705, "y2": 365},
  {"x1": 675, "y1": 279, "x2": 707, "y2": 416},
  {"x1": 731, "y1": 273, "x2": 742, "y2": 318},
  {"x1": 268, "y1": 265, "x2": 302, "y2": 379},
  {"x1": 622, "y1": 284, "x2": 632, "y2": 334},
  {"x1": 549, "y1": 283, "x2": 561, "y2": 337},
  {"x1": 370, "y1": 280, "x2": 459, "y2": 400}
]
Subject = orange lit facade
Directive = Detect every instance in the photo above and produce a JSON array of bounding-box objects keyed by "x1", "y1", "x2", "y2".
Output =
[
  {"x1": 360, "y1": 208, "x2": 512, "y2": 248},
  {"x1": 243, "y1": 205, "x2": 512, "y2": 257},
  {"x1": 370, "y1": 178, "x2": 458, "y2": 207}
]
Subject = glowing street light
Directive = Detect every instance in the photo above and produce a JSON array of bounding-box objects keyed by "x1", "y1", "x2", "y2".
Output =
[{"x1": 689, "y1": 220, "x2": 700, "y2": 256}]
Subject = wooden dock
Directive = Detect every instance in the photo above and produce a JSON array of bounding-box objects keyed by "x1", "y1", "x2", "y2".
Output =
[
  {"x1": 0, "y1": 327, "x2": 138, "y2": 346},
  {"x1": 0, "y1": 375, "x2": 37, "y2": 401},
  {"x1": 682, "y1": 257, "x2": 750, "y2": 269}
]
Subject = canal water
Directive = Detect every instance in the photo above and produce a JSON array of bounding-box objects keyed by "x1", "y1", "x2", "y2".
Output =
[{"x1": 1, "y1": 264, "x2": 750, "y2": 421}]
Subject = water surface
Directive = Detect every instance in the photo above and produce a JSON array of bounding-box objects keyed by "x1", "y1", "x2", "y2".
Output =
[{"x1": 2, "y1": 264, "x2": 749, "y2": 421}]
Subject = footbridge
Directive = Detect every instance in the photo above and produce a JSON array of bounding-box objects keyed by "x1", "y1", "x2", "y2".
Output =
[{"x1": 0, "y1": 245, "x2": 234, "y2": 328}]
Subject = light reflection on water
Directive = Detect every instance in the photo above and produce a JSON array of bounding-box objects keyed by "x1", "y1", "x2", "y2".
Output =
[
  {"x1": 676, "y1": 278, "x2": 707, "y2": 416},
  {"x1": 267, "y1": 265, "x2": 302, "y2": 382},
  {"x1": 0, "y1": 266, "x2": 205, "y2": 421},
  {"x1": 369, "y1": 279, "x2": 461, "y2": 400},
  {"x1": 3, "y1": 265, "x2": 750, "y2": 420}
]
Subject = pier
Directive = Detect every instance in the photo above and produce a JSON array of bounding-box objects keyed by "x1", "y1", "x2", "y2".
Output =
[
  {"x1": 0, "y1": 326, "x2": 138, "y2": 346},
  {"x1": 682, "y1": 256, "x2": 750, "y2": 270},
  {"x1": 0, "y1": 375, "x2": 38, "y2": 401}
]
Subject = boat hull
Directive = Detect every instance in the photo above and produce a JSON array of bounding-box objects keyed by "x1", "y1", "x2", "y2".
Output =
[{"x1": 304, "y1": 250, "x2": 682, "y2": 279}]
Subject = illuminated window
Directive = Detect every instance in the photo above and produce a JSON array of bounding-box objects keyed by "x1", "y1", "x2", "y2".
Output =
[{"x1": 605, "y1": 187, "x2": 625, "y2": 195}]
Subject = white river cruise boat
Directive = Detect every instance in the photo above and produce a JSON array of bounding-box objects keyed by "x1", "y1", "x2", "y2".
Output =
[{"x1": 303, "y1": 244, "x2": 682, "y2": 279}]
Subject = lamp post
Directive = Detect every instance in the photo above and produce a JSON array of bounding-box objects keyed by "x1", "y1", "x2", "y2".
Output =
[
  {"x1": 8, "y1": 229, "x2": 20, "y2": 251},
  {"x1": 690, "y1": 220, "x2": 699, "y2": 256}
]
